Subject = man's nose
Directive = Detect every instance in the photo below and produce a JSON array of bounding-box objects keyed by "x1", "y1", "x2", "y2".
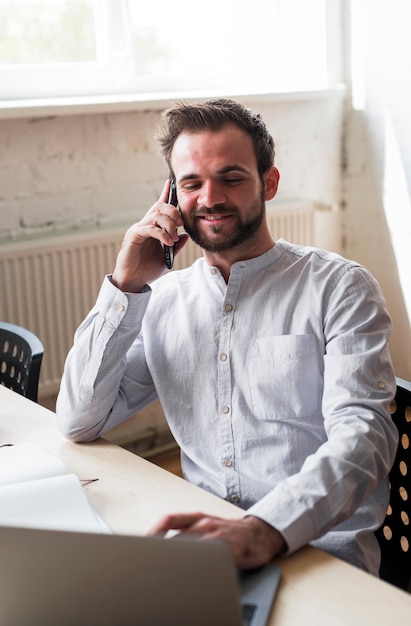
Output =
[{"x1": 198, "y1": 181, "x2": 227, "y2": 207}]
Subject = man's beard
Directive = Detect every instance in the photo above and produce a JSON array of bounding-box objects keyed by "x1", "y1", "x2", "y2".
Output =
[{"x1": 182, "y1": 189, "x2": 265, "y2": 253}]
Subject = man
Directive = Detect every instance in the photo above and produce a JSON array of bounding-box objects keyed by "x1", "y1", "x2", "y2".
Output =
[{"x1": 57, "y1": 98, "x2": 398, "y2": 575}]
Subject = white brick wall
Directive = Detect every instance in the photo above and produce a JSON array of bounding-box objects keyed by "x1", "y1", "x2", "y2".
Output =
[
  {"x1": 0, "y1": 94, "x2": 344, "y2": 242},
  {"x1": 0, "y1": 109, "x2": 165, "y2": 238}
]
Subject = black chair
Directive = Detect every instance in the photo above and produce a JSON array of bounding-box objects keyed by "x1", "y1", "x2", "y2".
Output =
[
  {"x1": 376, "y1": 377, "x2": 411, "y2": 591},
  {"x1": 0, "y1": 322, "x2": 44, "y2": 402}
]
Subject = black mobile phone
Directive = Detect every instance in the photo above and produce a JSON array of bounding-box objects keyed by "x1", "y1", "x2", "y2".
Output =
[{"x1": 164, "y1": 179, "x2": 178, "y2": 269}]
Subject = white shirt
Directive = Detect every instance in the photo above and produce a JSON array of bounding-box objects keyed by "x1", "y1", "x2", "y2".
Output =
[{"x1": 57, "y1": 240, "x2": 398, "y2": 574}]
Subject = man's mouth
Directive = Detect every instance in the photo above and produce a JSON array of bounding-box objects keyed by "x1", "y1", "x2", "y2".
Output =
[{"x1": 201, "y1": 215, "x2": 227, "y2": 221}]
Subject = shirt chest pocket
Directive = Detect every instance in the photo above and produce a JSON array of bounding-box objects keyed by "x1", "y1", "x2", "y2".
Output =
[{"x1": 246, "y1": 334, "x2": 322, "y2": 421}]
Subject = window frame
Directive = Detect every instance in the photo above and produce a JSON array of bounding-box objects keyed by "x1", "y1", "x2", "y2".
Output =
[
  {"x1": 0, "y1": 0, "x2": 133, "y2": 100},
  {"x1": 0, "y1": 0, "x2": 344, "y2": 104}
]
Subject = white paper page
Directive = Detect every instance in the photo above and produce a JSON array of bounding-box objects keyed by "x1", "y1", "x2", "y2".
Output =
[
  {"x1": 0, "y1": 473, "x2": 111, "y2": 533},
  {"x1": 0, "y1": 443, "x2": 68, "y2": 486}
]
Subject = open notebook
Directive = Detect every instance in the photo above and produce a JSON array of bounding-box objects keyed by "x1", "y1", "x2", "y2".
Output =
[
  {"x1": 0, "y1": 442, "x2": 109, "y2": 533},
  {"x1": 0, "y1": 525, "x2": 281, "y2": 626}
]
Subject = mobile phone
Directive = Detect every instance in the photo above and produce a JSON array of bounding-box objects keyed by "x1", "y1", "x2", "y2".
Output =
[{"x1": 164, "y1": 178, "x2": 178, "y2": 269}]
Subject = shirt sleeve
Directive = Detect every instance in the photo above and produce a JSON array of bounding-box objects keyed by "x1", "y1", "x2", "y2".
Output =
[
  {"x1": 56, "y1": 276, "x2": 157, "y2": 442},
  {"x1": 245, "y1": 264, "x2": 399, "y2": 554}
]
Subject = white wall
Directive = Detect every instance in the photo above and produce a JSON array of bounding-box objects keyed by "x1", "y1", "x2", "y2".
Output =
[
  {"x1": 0, "y1": 108, "x2": 165, "y2": 238},
  {"x1": 344, "y1": 109, "x2": 411, "y2": 379},
  {"x1": 342, "y1": 1, "x2": 411, "y2": 379}
]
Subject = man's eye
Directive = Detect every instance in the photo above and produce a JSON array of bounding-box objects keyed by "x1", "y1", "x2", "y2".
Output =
[{"x1": 224, "y1": 178, "x2": 243, "y2": 184}]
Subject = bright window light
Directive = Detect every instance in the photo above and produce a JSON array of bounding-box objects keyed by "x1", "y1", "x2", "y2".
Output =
[
  {"x1": 0, "y1": 0, "x2": 333, "y2": 100},
  {"x1": 0, "y1": 0, "x2": 98, "y2": 64},
  {"x1": 383, "y1": 111, "x2": 411, "y2": 324},
  {"x1": 349, "y1": 0, "x2": 366, "y2": 110},
  {"x1": 125, "y1": 0, "x2": 328, "y2": 93}
]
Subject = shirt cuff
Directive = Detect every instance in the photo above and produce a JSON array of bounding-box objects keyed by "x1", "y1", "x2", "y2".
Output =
[
  {"x1": 95, "y1": 275, "x2": 152, "y2": 326},
  {"x1": 245, "y1": 484, "x2": 317, "y2": 555}
]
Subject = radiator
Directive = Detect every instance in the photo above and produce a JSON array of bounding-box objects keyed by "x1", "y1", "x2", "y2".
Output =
[
  {"x1": 266, "y1": 200, "x2": 342, "y2": 252},
  {"x1": 0, "y1": 201, "x2": 341, "y2": 398}
]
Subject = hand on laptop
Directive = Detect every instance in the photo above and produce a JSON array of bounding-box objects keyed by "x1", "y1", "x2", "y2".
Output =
[{"x1": 146, "y1": 512, "x2": 286, "y2": 569}]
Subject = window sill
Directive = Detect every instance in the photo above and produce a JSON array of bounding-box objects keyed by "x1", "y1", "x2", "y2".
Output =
[{"x1": 0, "y1": 85, "x2": 346, "y2": 120}]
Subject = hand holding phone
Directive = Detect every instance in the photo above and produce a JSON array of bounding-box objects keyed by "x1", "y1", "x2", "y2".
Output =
[{"x1": 164, "y1": 178, "x2": 178, "y2": 269}]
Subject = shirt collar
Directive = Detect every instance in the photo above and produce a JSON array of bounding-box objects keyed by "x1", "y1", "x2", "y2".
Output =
[{"x1": 205, "y1": 240, "x2": 288, "y2": 278}]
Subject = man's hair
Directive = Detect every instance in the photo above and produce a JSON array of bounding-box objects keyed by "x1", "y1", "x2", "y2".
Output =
[{"x1": 156, "y1": 98, "x2": 275, "y2": 178}]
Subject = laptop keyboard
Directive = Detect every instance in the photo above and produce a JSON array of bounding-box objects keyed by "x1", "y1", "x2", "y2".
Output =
[{"x1": 242, "y1": 602, "x2": 257, "y2": 626}]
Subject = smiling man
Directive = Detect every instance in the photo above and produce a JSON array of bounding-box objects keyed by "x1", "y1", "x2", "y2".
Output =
[
  {"x1": 57, "y1": 99, "x2": 398, "y2": 576},
  {"x1": 171, "y1": 126, "x2": 276, "y2": 266}
]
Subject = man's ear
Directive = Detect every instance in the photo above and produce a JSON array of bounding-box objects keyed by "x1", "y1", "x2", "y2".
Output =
[{"x1": 264, "y1": 167, "x2": 280, "y2": 201}]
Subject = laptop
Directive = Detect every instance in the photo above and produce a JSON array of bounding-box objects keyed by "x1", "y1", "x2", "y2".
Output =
[{"x1": 0, "y1": 525, "x2": 281, "y2": 626}]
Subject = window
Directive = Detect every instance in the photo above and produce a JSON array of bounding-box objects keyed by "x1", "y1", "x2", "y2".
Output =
[
  {"x1": 0, "y1": 0, "x2": 338, "y2": 101},
  {"x1": 0, "y1": 0, "x2": 132, "y2": 99}
]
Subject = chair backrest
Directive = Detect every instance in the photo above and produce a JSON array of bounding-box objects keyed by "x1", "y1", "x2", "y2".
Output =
[
  {"x1": 376, "y1": 377, "x2": 411, "y2": 591},
  {"x1": 0, "y1": 322, "x2": 44, "y2": 402}
]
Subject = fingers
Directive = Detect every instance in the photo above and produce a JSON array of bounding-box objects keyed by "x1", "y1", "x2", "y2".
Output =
[
  {"x1": 158, "y1": 177, "x2": 181, "y2": 236},
  {"x1": 146, "y1": 512, "x2": 207, "y2": 536},
  {"x1": 146, "y1": 513, "x2": 286, "y2": 570},
  {"x1": 160, "y1": 178, "x2": 172, "y2": 203},
  {"x1": 121, "y1": 179, "x2": 181, "y2": 244},
  {"x1": 125, "y1": 212, "x2": 179, "y2": 248},
  {"x1": 112, "y1": 180, "x2": 185, "y2": 290}
]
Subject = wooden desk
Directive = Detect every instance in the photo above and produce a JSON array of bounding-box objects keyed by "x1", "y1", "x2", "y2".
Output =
[{"x1": 1, "y1": 386, "x2": 410, "y2": 625}]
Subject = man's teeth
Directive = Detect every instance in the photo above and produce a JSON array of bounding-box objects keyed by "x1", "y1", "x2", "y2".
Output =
[{"x1": 203, "y1": 215, "x2": 224, "y2": 220}]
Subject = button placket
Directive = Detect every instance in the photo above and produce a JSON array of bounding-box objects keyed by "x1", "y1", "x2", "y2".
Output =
[{"x1": 216, "y1": 279, "x2": 243, "y2": 506}]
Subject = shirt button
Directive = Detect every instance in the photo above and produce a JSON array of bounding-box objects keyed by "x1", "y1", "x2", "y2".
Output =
[
  {"x1": 224, "y1": 304, "x2": 233, "y2": 312},
  {"x1": 220, "y1": 353, "x2": 228, "y2": 361},
  {"x1": 230, "y1": 494, "x2": 239, "y2": 503},
  {"x1": 223, "y1": 458, "x2": 233, "y2": 467},
  {"x1": 377, "y1": 380, "x2": 386, "y2": 389},
  {"x1": 221, "y1": 405, "x2": 230, "y2": 414},
  {"x1": 210, "y1": 268, "x2": 217, "y2": 276},
  {"x1": 115, "y1": 303, "x2": 125, "y2": 312}
]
